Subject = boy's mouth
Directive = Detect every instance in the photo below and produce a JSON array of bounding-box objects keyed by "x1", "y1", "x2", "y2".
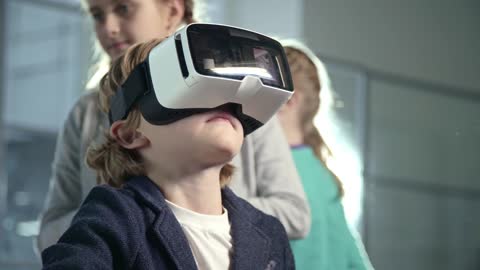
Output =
[{"x1": 207, "y1": 111, "x2": 235, "y2": 125}]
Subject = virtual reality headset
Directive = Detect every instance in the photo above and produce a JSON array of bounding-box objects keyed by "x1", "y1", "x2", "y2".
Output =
[{"x1": 109, "y1": 23, "x2": 294, "y2": 135}]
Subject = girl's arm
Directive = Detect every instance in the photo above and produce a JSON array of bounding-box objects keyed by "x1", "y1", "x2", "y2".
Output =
[
  {"x1": 244, "y1": 116, "x2": 311, "y2": 239},
  {"x1": 335, "y1": 199, "x2": 374, "y2": 270},
  {"x1": 37, "y1": 92, "x2": 100, "y2": 252}
]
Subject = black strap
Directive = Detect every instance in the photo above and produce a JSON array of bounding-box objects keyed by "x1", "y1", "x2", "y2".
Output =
[{"x1": 108, "y1": 61, "x2": 150, "y2": 123}]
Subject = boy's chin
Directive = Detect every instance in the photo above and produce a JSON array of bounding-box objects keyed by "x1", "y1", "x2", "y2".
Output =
[{"x1": 203, "y1": 147, "x2": 239, "y2": 166}]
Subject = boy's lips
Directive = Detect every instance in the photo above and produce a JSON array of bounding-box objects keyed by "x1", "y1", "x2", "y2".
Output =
[{"x1": 207, "y1": 111, "x2": 236, "y2": 127}]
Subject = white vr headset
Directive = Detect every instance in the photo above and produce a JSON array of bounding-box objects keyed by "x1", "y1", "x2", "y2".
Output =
[{"x1": 109, "y1": 23, "x2": 294, "y2": 135}]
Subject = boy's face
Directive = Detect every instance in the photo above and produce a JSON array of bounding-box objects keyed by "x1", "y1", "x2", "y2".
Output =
[{"x1": 137, "y1": 109, "x2": 244, "y2": 168}]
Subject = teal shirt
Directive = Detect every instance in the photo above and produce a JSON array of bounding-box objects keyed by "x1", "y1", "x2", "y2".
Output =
[{"x1": 290, "y1": 146, "x2": 372, "y2": 270}]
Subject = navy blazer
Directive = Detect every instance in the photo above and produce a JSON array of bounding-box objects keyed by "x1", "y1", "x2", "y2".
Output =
[{"x1": 42, "y1": 176, "x2": 294, "y2": 269}]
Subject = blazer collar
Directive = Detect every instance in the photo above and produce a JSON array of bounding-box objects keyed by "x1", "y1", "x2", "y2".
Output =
[
  {"x1": 125, "y1": 176, "x2": 198, "y2": 270},
  {"x1": 222, "y1": 188, "x2": 272, "y2": 270},
  {"x1": 125, "y1": 176, "x2": 273, "y2": 270},
  {"x1": 124, "y1": 176, "x2": 168, "y2": 212}
]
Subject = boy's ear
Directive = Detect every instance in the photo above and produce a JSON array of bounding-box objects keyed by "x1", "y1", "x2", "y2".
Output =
[{"x1": 110, "y1": 121, "x2": 149, "y2": 150}]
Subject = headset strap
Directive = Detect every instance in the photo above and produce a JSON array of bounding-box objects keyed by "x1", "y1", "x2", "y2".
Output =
[{"x1": 108, "y1": 60, "x2": 151, "y2": 124}]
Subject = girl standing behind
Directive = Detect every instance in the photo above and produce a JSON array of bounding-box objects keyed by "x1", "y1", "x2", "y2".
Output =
[{"x1": 278, "y1": 41, "x2": 373, "y2": 270}]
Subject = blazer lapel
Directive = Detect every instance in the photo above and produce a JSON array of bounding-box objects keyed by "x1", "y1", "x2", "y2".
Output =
[
  {"x1": 125, "y1": 177, "x2": 198, "y2": 270},
  {"x1": 151, "y1": 210, "x2": 198, "y2": 270},
  {"x1": 224, "y1": 189, "x2": 272, "y2": 270}
]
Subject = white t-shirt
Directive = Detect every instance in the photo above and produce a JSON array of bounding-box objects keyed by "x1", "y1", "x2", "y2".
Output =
[{"x1": 166, "y1": 200, "x2": 233, "y2": 270}]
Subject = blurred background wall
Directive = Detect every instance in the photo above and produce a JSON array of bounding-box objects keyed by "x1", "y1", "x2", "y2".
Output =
[
  {"x1": 304, "y1": 0, "x2": 480, "y2": 91},
  {"x1": 0, "y1": 0, "x2": 479, "y2": 269}
]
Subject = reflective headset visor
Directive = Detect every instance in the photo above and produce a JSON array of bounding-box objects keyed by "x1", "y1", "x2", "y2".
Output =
[{"x1": 186, "y1": 24, "x2": 293, "y2": 91}]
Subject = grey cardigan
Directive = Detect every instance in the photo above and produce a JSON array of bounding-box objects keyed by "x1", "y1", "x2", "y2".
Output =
[{"x1": 37, "y1": 90, "x2": 310, "y2": 251}]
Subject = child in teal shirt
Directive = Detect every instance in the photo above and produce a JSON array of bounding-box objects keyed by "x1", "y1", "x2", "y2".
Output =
[{"x1": 278, "y1": 41, "x2": 374, "y2": 270}]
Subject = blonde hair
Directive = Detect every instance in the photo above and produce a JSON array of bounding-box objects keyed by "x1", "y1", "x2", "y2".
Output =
[
  {"x1": 282, "y1": 40, "x2": 344, "y2": 197},
  {"x1": 86, "y1": 38, "x2": 233, "y2": 187}
]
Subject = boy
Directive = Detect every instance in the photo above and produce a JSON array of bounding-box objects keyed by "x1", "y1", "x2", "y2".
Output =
[{"x1": 42, "y1": 38, "x2": 293, "y2": 270}]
